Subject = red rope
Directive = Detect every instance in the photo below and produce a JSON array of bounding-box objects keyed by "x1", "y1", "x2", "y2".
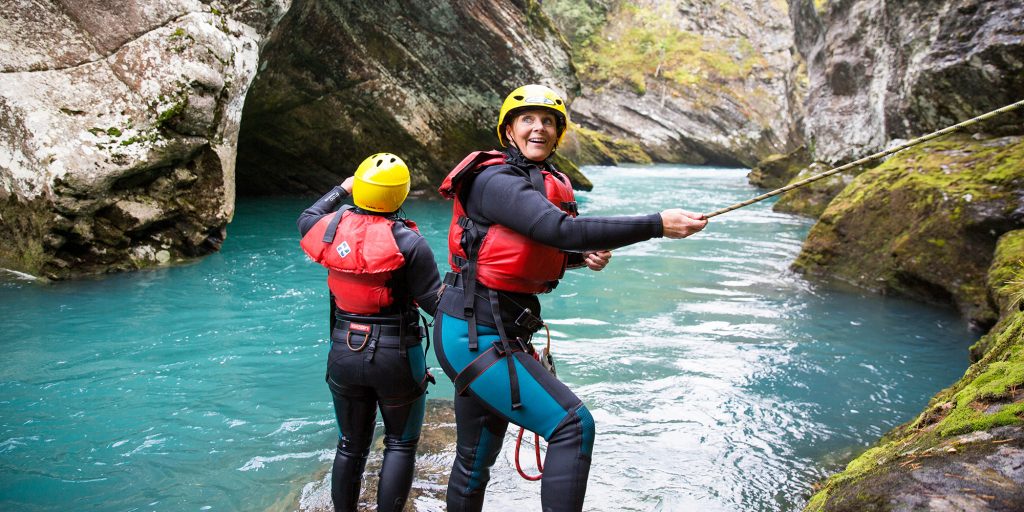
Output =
[{"x1": 515, "y1": 427, "x2": 544, "y2": 481}]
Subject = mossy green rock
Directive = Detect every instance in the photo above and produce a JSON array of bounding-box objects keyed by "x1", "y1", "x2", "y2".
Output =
[
  {"x1": 559, "y1": 125, "x2": 653, "y2": 167},
  {"x1": 971, "y1": 230, "x2": 1024, "y2": 360},
  {"x1": 804, "y1": 238, "x2": 1024, "y2": 511},
  {"x1": 987, "y1": 230, "x2": 1024, "y2": 315},
  {"x1": 793, "y1": 135, "x2": 1024, "y2": 328},
  {"x1": 550, "y1": 152, "x2": 593, "y2": 191},
  {"x1": 773, "y1": 161, "x2": 870, "y2": 219},
  {"x1": 748, "y1": 146, "x2": 811, "y2": 189}
]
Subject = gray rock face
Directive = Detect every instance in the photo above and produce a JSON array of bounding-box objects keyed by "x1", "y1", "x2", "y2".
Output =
[
  {"x1": 0, "y1": 1, "x2": 289, "y2": 279},
  {"x1": 236, "y1": 0, "x2": 577, "y2": 195},
  {"x1": 565, "y1": 0, "x2": 804, "y2": 167},
  {"x1": 793, "y1": 0, "x2": 1024, "y2": 165}
]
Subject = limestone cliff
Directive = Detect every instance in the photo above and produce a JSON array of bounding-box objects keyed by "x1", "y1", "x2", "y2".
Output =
[
  {"x1": 0, "y1": 0, "x2": 289, "y2": 279},
  {"x1": 235, "y1": 0, "x2": 578, "y2": 196},
  {"x1": 774, "y1": 0, "x2": 1024, "y2": 217},
  {"x1": 546, "y1": 0, "x2": 805, "y2": 167},
  {"x1": 0, "y1": 0, "x2": 580, "y2": 279},
  {"x1": 793, "y1": 0, "x2": 1023, "y2": 165}
]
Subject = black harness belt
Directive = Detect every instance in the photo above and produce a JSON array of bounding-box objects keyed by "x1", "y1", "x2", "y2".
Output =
[
  {"x1": 333, "y1": 311, "x2": 424, "y2": 358},
  {"x1": 453, "y1": 338, "x2": 531, "y2": 409}
]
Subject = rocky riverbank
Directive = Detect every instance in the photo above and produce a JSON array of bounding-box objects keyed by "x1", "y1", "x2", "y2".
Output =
[{"x1": 803, "y1": 231, "x2": 1024, "y2": 511}]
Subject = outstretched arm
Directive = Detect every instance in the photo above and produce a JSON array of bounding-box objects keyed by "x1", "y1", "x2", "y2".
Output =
[{"x1": 469, "y1": 168, "x2": 706, "y2": 251}]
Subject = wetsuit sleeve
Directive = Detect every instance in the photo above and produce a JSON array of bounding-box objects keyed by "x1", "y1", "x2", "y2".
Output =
[
  {"x1": 297, "y1": 186, "x2": 350, "y2": 236},
  {"x1": 467, "y1": 168, "x2": 663, "y2": 251},
  {"x1": 393, "y1": 227, "x2": 442, "y2": 317}
]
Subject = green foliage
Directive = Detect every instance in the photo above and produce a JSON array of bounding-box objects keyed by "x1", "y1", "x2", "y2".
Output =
[
  {"x1": 541, "y1": 0, "x2": 608, "y2": 47},
  {"x1": 988, "y1": 230, "x2": 1024, "y2": 313},
  {"x1": 576, "y1": 2, "x2": 762, "y2": 94}
]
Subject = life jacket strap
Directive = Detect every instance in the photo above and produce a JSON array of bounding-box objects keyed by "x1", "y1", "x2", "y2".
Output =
[
  {"x1": 456, "y1": 215, "x2": 488, "y2": 351},
  {"x1": 489, "y1": 288, "x2": 523, "y2": 409},
  {"x1": 321, "y1": 205, "x2": 353, "y2": 243}
]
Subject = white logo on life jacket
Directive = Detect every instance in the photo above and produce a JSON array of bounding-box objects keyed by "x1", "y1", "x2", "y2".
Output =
[{"x1": 337, "y1": 241, "x2": 351, "y2": 258}]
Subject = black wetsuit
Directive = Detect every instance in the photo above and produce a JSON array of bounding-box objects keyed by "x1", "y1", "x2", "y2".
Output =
[
  {"x1": 299, "y1": 187, "x2": 441, "y2": 512},
  {"x1": 435, "y1": 148, "x2": 663, "y2": 512}
]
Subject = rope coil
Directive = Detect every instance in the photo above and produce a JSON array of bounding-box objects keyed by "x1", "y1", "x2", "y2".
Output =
[{"x1": 702, "y1": 99, "x2": 1024, "y2": 219}]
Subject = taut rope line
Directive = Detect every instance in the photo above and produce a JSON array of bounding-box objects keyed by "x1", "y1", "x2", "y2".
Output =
[{"x1": 701, "y1": 99, "x2": 1024, "y2": 219}]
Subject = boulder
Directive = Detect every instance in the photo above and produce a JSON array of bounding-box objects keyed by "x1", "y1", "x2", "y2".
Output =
[
  {"x1": 748, "y1": 145, "x2": 811, "y2": 189},
  {"x1": 792, "y1": 135, "x2": 1024, "y2": 329},
  {"x1": 558, "y1": 125, "x2": 652, "y2": 167},
  {"x1": 0, "y1": 0, "x2": 290, "y2": 279},
  {"x1": 297, "y1": 399, "x2": 457, "y2": 511}
]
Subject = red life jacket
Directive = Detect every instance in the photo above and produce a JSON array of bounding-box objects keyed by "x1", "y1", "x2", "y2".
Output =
[
  {"x1": 300, "y1": 208, "x2": 416, "y2": 314},
  {"x1": 438, "y1": 151, "x2": 578, "y2": 294}
]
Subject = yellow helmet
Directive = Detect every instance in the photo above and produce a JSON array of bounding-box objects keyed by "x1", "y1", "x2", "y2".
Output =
[
  {"x1": 496, "y1": 84, "x2": 569, "y2": 147},
  {"x1": 352, "y1": 153, "x2": 410, "y2": 212}
]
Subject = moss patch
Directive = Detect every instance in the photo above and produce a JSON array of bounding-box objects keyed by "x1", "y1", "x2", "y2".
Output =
[
  {"x1": 0, "y1": 196, "x2": 53, "y2": 277},
  {"x1": 988, "y1": 230, "x2": 1024, "y2": 313},
  {"x1": 560, "y1": 125, "x2": 652, "y2": 166}
]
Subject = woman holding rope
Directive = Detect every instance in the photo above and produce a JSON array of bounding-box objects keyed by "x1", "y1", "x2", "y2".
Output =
[{"x1": 434, "y1": 84, "x2": 707, "y2": 512}]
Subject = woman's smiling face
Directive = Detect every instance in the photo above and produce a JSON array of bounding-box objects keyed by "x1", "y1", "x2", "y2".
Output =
[{"x1": 505, "y1": 109, "x2": 559, "y2": 162}]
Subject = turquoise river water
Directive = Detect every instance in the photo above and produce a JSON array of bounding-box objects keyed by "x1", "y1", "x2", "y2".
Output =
[{"x1": 1, "y1": 165, "x2": 975, "y2": 511}]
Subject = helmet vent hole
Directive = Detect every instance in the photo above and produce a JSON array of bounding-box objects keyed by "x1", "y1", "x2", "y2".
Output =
[
  {"x1": 376, "y1": 159, "x2": 383, "y2": 167},
  {"x1": 390, "y1": 157, "x2": 396, "y2": 163},
  {"x1": 556, "y1": 99, "x2": 563, "y2": 105},
  {"x1": 514, "y1": 95, "x2": 524, "y2": 101}
]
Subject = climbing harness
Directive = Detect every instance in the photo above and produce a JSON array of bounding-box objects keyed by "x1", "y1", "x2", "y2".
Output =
[
  {"x1": 514, "y1": 325, "x2": 555, "y2": 481},
  {"x1": 702, "y1": 99, "x2": 1024, "y2": 219}
]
